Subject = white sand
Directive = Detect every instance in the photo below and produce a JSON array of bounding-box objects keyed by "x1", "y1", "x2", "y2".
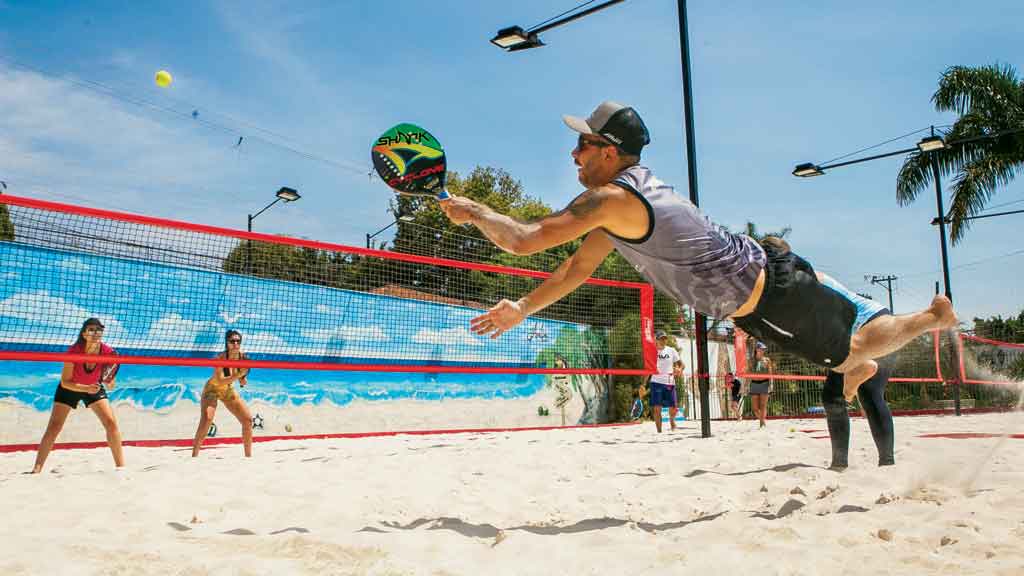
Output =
[{"x1": 1, "y1": 412, "x2": 1022, "y2": 575}]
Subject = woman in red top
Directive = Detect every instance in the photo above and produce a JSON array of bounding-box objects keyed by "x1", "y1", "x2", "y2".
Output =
[{"x1": 31, "y1": 318, "x2": 125, "y2": 473}]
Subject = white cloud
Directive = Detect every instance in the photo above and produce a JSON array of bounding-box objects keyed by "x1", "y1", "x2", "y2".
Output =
[
  {"x1": 143, "y1": 313, "x2": 219, "y2": 348},
  {"x1": 58, "y1": 257, "x2": 90, "y2": 271},
  {"x1": 302, "y1": 325, "x2": 388, "y2": 343},
  {"x1": 219, "y1": 311, "x2": 261, "y2": 324},
  {"x1": 412, "y1": 327, "x2": 484, "y2": 347},
  {"x1": 240, "y1": 330, "x2": 289, "y2": 350},
  {"x1": 0, "y1": 290, "x2": 123, "y2": 333}
]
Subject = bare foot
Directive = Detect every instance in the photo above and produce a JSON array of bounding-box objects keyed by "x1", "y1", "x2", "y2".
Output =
[
  {"x1": 843, "y1": 360, "x2": 878, "y2": 401},
  {"x1": 930, "y1": 295, "x2": 958, "y2": 330}
]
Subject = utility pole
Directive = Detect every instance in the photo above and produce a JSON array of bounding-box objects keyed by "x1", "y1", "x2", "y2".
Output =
[{"x1": 868, "y1": 274, "x2": 897, "y2": 312}]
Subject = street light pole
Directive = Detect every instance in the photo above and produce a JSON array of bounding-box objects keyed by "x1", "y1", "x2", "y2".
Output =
[
  {"x1": 928, "y1": 130, "x2": 953, "y2": 303},
  {"x1": 925, "y1": 129, "x2": 961, "y2": 415},
  {"x1": 246, "y1": 187, "x2": 301, "y2": 273},
  {"x1": 367, "y1": 215, "x2": 415, "y2": 249},
  {"x1": 676, "y1": 0, "x2": 711, "y2": 439}
]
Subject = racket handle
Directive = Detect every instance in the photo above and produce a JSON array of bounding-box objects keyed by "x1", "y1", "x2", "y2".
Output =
[{"x1": 436, "y1": 189, "x2": 450, "y2": 200}]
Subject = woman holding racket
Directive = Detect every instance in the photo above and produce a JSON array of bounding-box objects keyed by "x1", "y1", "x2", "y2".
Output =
[
  {"x1": 32, "y1": 317, "x2": 123, "y2": 473},
  {"x1": 192, "y1": 330, "x2": 254, "y2": 458}
]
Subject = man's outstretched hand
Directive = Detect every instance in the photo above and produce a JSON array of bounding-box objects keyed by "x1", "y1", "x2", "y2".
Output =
[
  {"x1": 439, "y1": 195, "x2": 478, "y2": 225},
  {"x1": 470, "y1": 299, "x2": 526, "y2": 339}
]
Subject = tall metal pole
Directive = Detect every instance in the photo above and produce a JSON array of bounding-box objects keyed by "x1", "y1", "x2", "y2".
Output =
[
  {"x1": 929, "y1": 126, "x2": 960, "y2": 416},
  {"x1": 677, "y1": 0, "x2": 711, "y2": 438},
  {"x1": 931, "y1": 163, "x2": 953, "y2": 302}
]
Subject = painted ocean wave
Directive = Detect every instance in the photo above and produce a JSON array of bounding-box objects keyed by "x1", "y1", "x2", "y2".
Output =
[{"x1": 0, "y1": 360, "x2": 547, "y2": 412}]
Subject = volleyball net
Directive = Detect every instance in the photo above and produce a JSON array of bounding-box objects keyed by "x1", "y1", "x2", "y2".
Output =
[
  {"x1": 730, "y1": 326, "x2": 1021, "y2": 414},
  {"x1": 0, "y1": 195, "x2": 655, "y2": 375}
]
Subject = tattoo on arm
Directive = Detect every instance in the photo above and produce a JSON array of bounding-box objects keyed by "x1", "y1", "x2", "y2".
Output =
[
  {"x1": 568, "y1": 190, "x2": 606, "y2": 218},
  {"x1": 537, "y1": 190, "x2": 606, "y2": 223}
]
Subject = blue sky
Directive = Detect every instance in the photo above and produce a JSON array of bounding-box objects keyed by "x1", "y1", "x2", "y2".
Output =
[{"x1": 1, "y1": 1, "x2": 1022, "y2": 323}]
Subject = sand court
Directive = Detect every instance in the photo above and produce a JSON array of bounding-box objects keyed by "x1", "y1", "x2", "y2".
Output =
[{"x1": 1, "y1": 412, "x2": 1022, "y2": 575}]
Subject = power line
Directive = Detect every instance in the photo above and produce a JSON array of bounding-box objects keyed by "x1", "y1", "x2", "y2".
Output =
[
  {"x1": 818, "y1": 126, "x2": 943, "y2": 166},
  {"x1": 977, "y1": 195, "x2": 1024, "y2": 213},
  {"x1": 527, "y1": 0, "x2": 600, "y2": 31},
  {"x1": 0, "y1": 56, "x2": 369, "y2": 177},
  {"x1": 901, "y1": 247, "x2": 1024, "y2": 279}
]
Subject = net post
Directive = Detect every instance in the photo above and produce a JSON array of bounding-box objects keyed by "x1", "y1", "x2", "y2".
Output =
[
  {"x1": 640, "y1": 284, "x2": 657, "y2": 372},
  {"x1": 954, "y1": 332, "x2": 966, "y2": 416}
]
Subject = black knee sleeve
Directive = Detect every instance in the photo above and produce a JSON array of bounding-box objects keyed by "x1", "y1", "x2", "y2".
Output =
[
  {"x1": 822, "y1": 370, "x2": 849, "y2": 469},
  {"x1": 858, "y1": 357, "x2": 895, "y2": 466}
]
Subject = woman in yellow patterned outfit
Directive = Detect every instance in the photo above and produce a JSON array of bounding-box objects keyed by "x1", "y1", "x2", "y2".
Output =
[{"x1": 191, "y1": 330, "x2": 254, "y2": 457}]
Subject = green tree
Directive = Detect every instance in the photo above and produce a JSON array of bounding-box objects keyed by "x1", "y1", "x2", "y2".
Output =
[
  {"x1": 0, "y1": 204, "x2": 12, "y2": 242},
  {"x1": 897, "y1": 63, "x2": 1024, "y2": 244},
  {"x1": 972, "y1": 310, "x2": 1024, "y2": 343},
  {"x1": 0, "y1": 187, "x2": 13, "y2": 241}
]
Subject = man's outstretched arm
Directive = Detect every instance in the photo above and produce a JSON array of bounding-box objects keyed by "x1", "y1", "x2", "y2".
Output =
[
  {"x1": 441, "y1": 187, "x2": 615, "y2": 255},
  {"x1": 470, "y1": 231, "x2": 615, "y2": 338}
]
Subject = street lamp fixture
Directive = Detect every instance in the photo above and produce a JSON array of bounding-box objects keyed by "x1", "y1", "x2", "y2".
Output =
[
  {"x1": 489, "y1": 0, "x2": 624, "y2": 52},
  {"x1": 792, "y1": 163, "x2": 824, "y2": 178},
  {"x1": 490, "y1": 26, "x2": 544, "y2": 51},
  {"x1": 917, "y1": 135, "x2": 946, "y2": 152},
  {"x1": 249, "y1": 187, "x2": 301, "y2": 232},
  {"x1": 275, "y1": 187, "x2": 301, "y2": 202},
  {"x1": 246, "y1": 186, "x2": 301, "y2": 273}
]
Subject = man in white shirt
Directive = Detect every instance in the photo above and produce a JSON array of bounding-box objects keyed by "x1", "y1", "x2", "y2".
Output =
[{"x1": 649, "y1": 330, "x2": 684, "y2": 432}]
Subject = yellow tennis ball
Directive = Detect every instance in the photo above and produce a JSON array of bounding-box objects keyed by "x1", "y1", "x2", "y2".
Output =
[
  {"x1": 155, "y1": 70, "x2": 173, "y2": 88},
  {"x1": 284, "y1": 424, "x2": 293, "y2": 433}
]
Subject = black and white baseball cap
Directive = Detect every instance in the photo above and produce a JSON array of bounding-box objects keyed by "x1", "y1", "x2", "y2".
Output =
[{"x1": 563, "y1": 101, "x2": 650, "y2": 156}]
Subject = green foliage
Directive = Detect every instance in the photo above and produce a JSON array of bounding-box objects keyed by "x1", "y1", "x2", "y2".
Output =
[
  {"x1": 0, "y1": 203, "x2": 13, "y2": 242},
  {"x1": 973, "y1": 311, "x2": 1024, "y2": 344}
]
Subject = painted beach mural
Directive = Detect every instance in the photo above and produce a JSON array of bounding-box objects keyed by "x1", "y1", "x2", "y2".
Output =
[{"x1": 0, "y1": 242, "x2": 610, "y2": 443}]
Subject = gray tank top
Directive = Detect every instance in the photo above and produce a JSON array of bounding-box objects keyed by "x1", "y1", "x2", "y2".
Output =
[{"x1": 605, "y1": 165, "x2": 766, "y2": 319}]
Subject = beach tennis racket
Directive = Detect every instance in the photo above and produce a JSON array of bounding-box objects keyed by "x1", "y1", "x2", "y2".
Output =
[
  {"x1": 371, "y1": 123, "x2": 450, "y2": 199},
  {"x1": 630, "y1": 396, "x2": 644, "y2": 421},
  {"x1": 100, "y1": 362, "x2": 120, "y2": 385}
]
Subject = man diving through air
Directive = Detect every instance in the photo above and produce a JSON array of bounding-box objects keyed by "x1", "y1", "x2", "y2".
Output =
[{"x1": 438, "y1": 101, "x2": 957, "y2": 400}]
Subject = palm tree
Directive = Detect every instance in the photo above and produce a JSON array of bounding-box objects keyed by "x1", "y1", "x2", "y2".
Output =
[{"x1": 896, "y1": 63, "x2": 1024, "y2": 244}]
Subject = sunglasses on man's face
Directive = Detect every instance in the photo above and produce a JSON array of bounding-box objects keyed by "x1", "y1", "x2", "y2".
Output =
[
  {"x1": 228, "y1": 339, "x2": 242, "y2": 344},
  {"x1": 577, "y1": 134, "x2": 613, "y2": 151}
]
